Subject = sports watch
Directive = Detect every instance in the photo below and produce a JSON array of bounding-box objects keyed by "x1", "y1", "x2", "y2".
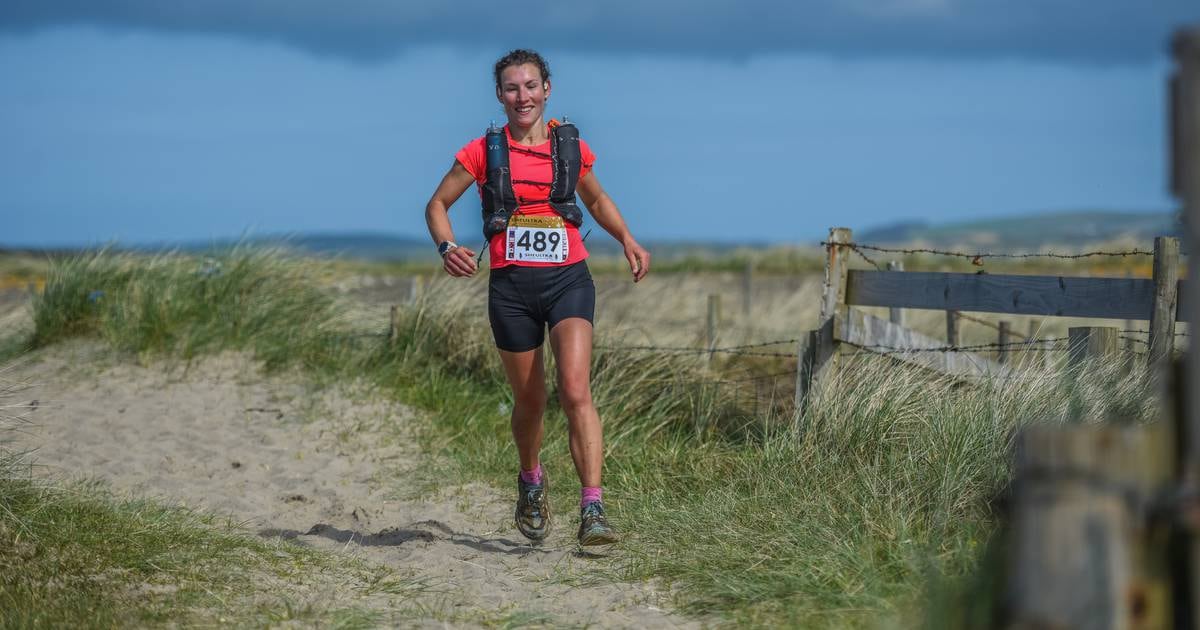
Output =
[{"x1": 437, "y1": 241, "x2": 458, "y2": 257}]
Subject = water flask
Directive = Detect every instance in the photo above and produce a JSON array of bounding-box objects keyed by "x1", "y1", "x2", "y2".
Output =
[{"x1": 486, "y1": 120, "x2": 507, "y2": 171}]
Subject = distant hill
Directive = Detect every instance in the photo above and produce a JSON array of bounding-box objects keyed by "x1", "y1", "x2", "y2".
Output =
[
  {"x1": 857, "y1": 210, "x2": 1178, "y2": 250},
  {"x1": 3, "y1": 211, "x2": 1179, "y2": 261},
  {"x1": 259, "y1": 233, "x2": 434, "y2": 261}
]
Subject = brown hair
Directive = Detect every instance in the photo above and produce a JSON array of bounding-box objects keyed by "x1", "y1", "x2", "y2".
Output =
[{"x1": 493, "y1": 49, "x2": 551, "y2": 90}]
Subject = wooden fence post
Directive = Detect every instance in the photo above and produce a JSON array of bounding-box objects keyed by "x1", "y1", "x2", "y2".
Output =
[
  {"x1": 1148, "y1": 236, "x2": 1180, "y2": 382},
  {"x1": 410, "y1": 275, "x2": 426, "y2": 303},
  {"x1": 706, "y1": 294, "x2": 721, "y2": 362},
  {"x1": 388, "y1": 305, "x2": 400, "y2": 344},
  {"x1": 742, "y1": 260, "x2": 753, "y2": 318},
  {"x1": 1172, "y1": 26, "x2": 1200, "y2": 624},
  {"x1": 1068, "y1": 326, "x2": 1119, "y2": 368},
  {"x1": 1005, "y1": 424, "x2": 1173, "y2": 629},
  {"x1": 998, "y1": 321, "x2": 1012, "y2": 365},
  {"x1": 945, "y1": 310, "x2": 959, "y2": 348},
  {"x1": 795, "y1": 227, "x2": 851, "y2": 412},
  {"x1": 886, "y1": 261, "x2": 904, "y2": 326}
]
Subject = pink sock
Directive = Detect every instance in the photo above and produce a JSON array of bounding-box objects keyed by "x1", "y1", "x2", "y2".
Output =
[
  {"x1": 581, "y1": 486, "x2": 602, "y2": 508},
  {"x1": 519, "y1": 464, "x2": 543, "y2": 485}
]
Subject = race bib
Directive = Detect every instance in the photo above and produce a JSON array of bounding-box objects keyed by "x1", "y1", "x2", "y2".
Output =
[{"x1": 505, "y1": 215, "x2": 569, "y2": 263}]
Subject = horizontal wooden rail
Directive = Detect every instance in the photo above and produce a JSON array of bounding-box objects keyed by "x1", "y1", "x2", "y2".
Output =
[{"x1": 846, "y1": 271, "x2": 1189, "y2": 321}]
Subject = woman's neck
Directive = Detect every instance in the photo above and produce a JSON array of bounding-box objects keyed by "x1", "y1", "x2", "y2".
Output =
[{"x1": 507, "y1": 118, "x2": 549, "y2": 146}]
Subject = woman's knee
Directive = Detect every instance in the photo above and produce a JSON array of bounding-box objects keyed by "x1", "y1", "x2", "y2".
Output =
[
  {"x1": 557, "y1": 377, "x2": 593, "y2": 413},
  {"x1": 512, "y1": 385, "x2": 548, "y2": 414}
]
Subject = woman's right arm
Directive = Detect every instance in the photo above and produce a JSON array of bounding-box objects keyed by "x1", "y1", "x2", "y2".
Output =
[{"x1": 425, "y1": 161, "x2": 480, "y2": 277}]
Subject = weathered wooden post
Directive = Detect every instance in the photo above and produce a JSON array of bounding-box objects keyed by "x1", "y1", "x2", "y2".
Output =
[
  {"x1": 706, "y1": 294, "x2": 721, "y2": 362},
  {"x1": 388, "y1": 305, "x2": 400, "y2": 344},
  {"x1": 998, "y1": 321, "x2": 1012, "y2": 365},
  {"x1": 1068, "y1": 326, "x2": 1120, "y2": 368},
  {"x1": 1172, "y1": 25, "x2": 1200, "y2": 624},
  {"x1": 1005, "y1": 425, "x2": 1173, "y2": 629},
  {"x1": 1148, "y1": 236, "x2": 1180, "y2": 382},
  {"x1": 795, "y1": 227, "x2": 851, "y2": 413},
  {"x1": 742, "y1": 260, "x2": 753, "y2": 318},
  {"x1": 886, "y1": 260, "x2": 905, "y2": 326},
  {"x1": 409, "y1": 275, "x2": 424, "y2": 303},
  {"x1": 945, "y1": 310, "x2": 960, "y2": 348}
]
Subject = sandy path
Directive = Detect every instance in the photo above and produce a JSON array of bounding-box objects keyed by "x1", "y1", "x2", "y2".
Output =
[{"x1": 13, "y1": 342, "x2": 696, "y2": 628}]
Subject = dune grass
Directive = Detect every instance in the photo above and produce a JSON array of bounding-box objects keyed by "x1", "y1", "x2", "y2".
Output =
[
  {"x1": 0, "y1": 251, "x2": 422, "y2": 628},
  {"x1": 0, "y1": 476, "x2": 418, "y2": 628},
  {"x1": 10, "y1": 247, "x2": 1160, "y2": 627}
]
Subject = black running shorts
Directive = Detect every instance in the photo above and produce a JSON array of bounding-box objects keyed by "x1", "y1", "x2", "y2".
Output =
[{"x1": 488, "y1": 261, "x2": 595, "y2": 352}]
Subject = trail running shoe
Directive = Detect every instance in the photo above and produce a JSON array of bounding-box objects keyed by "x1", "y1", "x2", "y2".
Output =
[
  {"x1": 515, "y1": 474, "x2": 550, "y2": 542},
  {"x1": 577, "y1": 501, "x2": 619, "y2": 546}
]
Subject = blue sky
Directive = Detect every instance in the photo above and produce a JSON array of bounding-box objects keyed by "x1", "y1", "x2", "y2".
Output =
[{"x1": 2, "y1": 2, "x2": 1197, "y2": 248}]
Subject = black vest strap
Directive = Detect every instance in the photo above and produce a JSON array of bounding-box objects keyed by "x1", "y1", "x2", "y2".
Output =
[{"x1": 481, "y1": 122, "x2": 584, "y2": 241}]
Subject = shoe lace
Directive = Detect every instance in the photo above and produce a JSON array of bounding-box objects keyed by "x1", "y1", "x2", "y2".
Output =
[
  {"x1": 581, "y1": 502, "x2": 605, "y2": 523},
  {"x1": 524, "y1": 487, "x2": 545, "y2": 516}
]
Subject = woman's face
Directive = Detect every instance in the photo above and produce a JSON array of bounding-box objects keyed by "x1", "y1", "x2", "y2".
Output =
[{"x1": 496, "y1": 63, "x2": 550, "y2": 129}]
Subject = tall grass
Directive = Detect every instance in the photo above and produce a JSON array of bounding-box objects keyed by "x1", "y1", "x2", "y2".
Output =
[
  {"x1": 366, "y1": 273, "x2": 1159, "y2": 626},
  {"x1": 19, "y1": 249, "x2": 1160, "y2": 627},
  {"x1": 29, "y1": 247, "x2": 348, "y2": 368}
]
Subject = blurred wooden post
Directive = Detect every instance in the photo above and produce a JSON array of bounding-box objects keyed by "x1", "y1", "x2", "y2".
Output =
[
  {"x1": 388, "y1": 305, "x2": 400, "y2": 344},
  {"x1": 997, "y1": 321, "x2": 1012, "y2": 365},
  {"x1": 886, "y1": 261, "x2": 904, "y2": 326},
  {"x1": 1125, "y1": 320, "x2": 1138, "y2": 355},
  {"x1": 945, "y1": 310, "x2": 960, "y2": 348},
  {"x1": 742, "y1": 260, "x2": 753, "y2": 318},
  {"x1": 1173, "y1": 26, "x2": 1200, "y2": 626},
  {"x1": 1068, "y1": 326, "x2": 1119, "y2": 368},
  {"x1": 1006, "y1": 424, "x2": 1173, "y2": 629},
  {"x1": 795, "y1": 227, "x2": 851, "y2": 413},
  {"x1": 706, "y1": 294, "x2": 721, "y2": 363},
  {"x1": 1148, "y1": 236, "x2": 1180, "y2": 383},
  {"x1": 408, "y1": 275, "x2": 424, "y2": 303}
]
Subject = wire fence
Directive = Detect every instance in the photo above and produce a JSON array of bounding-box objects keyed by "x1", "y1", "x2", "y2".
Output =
[{"x1": 381, "y1": 236, "x2": 1185, "y2": 418}]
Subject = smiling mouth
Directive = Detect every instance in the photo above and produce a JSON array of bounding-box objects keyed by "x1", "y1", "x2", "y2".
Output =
[{"x1": 516, "y1": 105, "x2": 535, "y2": 115}]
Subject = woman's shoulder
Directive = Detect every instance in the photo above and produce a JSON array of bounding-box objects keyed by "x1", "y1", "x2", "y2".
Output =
[{"x1": 454, "y1": 135, "x2": 487, "y2": 180}]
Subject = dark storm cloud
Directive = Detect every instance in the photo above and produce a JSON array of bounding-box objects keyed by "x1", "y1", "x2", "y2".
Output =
[{"x1": 1, "y1": 0, "x2": 1196, "y2": 63}]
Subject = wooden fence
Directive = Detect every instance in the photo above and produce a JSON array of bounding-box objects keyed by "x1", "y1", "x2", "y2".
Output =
[{"x1": 794, "y1": 227, "x2": 1184, "y2": 408}]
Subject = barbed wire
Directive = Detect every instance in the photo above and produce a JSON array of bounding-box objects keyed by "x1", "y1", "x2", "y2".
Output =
[
  {"x1": 954, "y1": 311, "x2": 1031, "y2": 339},
  {"x1": 594, "y1": 343, "x2": 797, "y2": 359},
  {"x1": 717, "y1": 368, "x2": 800, "y2": 383},
  {"x1": 846, "y1": 337, "x2": 1070, "y2": 357},
  {"x1": 1120, "y1": 329, "x2": 1191, "y2": 337},
  {"x1": 822, "y1": 241, "x2": 1156, "y2": 264},
  {"x1": 845, "y1": 244, "x2": 883, "y2": 270}
]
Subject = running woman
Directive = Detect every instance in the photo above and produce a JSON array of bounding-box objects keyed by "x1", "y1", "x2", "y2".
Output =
[{"x1": 423, "y1": 49, "x2": 649, "y2": 546}]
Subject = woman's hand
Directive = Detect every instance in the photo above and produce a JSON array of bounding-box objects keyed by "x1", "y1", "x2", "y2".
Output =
[
  {"x1": 623, "y1": 239, "x2": 650, "y2": 282},
  {"x1": 442, "y1": 246, "x2": 478, "y2": 277}
]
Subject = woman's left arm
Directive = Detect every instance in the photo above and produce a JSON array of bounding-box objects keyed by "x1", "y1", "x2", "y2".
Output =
[{"x1": 577, "y1": 172, "x2": 650, "y2": 282}]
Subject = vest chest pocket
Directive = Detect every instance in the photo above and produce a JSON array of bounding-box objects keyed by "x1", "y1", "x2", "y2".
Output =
[{"x1": 505, "y1": 215, "x2": 569, "y2": 263}]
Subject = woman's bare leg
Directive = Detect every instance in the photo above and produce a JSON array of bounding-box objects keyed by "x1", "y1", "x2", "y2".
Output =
[
  {"x1": 549, "y1": 318, "x2": 601, "y2": 487},
  {"x1": 498, "y1": 347, "x2": 547, "y2": 472}
]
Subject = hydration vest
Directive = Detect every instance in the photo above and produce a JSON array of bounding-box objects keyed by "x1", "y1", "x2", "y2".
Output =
[{"x1": 481, "y1": 119, "x2": 584, "y2": 241}]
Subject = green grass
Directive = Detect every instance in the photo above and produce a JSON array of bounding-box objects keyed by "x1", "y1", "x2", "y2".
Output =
[{"x1": 9, "y1": 247, "x2": 1160, "y2": 627}]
